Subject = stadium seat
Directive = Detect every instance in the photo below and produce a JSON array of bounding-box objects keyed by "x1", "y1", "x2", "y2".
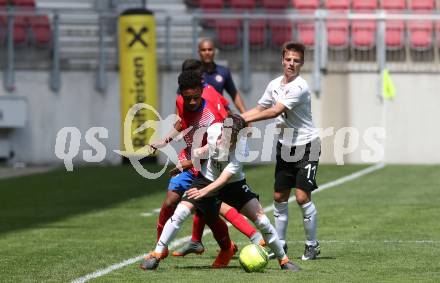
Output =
[
  {"x1": 380, "y1": 0, "x2": 406, "y2": 10},
  {"x1": 199, "y1": 0, "x2": 224, "y2": 12},
  {"x1": 215, "y1": 19, "x2": 240, "y2": 49},
  {"x1": 261, "y1": 0, "x2": 290, "y2": 11},
  {"x1": 11, "y1": 0, "x2": 36, "y2": 10},
  {"x1": 436, "y1": 21, "x2": 440, "y2": 48},
  {"x1": 385, "y1": 20, "x2": 405, "y2": 49},
  {"x1": 408, "y1": 20, "x2": 433, "y2": 50},
  {"x1": 249, "y1": 20, "x2": 267, "y2": 48},
  {"x1": 352, "y1": 20, "x2": 376, "y2": 49},
  {"x1": 269, "y1": 20, "x2": 293, "y2": 48},
  {"x1": 29, "y1": 14, "x2": 51, "y2": 47},
  {"x1": 352, "y1": 0, "x2": 377, "y2": 10},
  {"x1": 292, "y1": 0, "x2": 320, "y2": 10},
  {"x1": 13, "y1": 15, "x2": 28, "y2": 46},
  {"x1": 297, "y1": 22, "x2": 315, "y2": 47},
  {"x1": 409, "y1": 0, "x2": 435, "y2": 11},
  {"x1": 324, "y1": 0, "x2": 351, "y2": 10},
  {"x1": 200, "y1": 0, "x2": 224, "y2": 27},
  {"x1": 230, "y1": 0, "x2": 256, "y2": 11},
  {"x1": 327, "y1": 20, "x2": 350, "y2": 48}
]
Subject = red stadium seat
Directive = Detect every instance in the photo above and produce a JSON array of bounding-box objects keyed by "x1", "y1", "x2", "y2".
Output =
[
  {"x1": 269, "y1": 20, "x2": 293, "y2": 48},
  {"x1": 408, "y1": 20, "x2": 433, "y2": 50},
  {"x1": 327, "y1": 20, "x2": 350, "y2": 48},
  {"x1": 385, "y1": 20, "x2": 405, "y2": 49},
  {"x1": 215, "y1": 19, "x2": 240, "y2": 49},
  {"x1": 0, "y1": 13, "x2": 5, "y2": 45},
  {"x1": 352, "y1": 0, "x2": 377, "y2": 10},
  {"x1": 436, "y1": 21, "x2": 440, "y2": 48},
  {"x1": 29, "y1": 14, "x2": 51, "y2": 47},
  {"x1": 324, "y1": 0, "x2": 351, "y2": 10},
  {"x1": 292, "y1": 0, "x2": 320, "y2": 10},
  {"x1": 352, "y1": 20, "x2": 376, "y2": 49},
  {"x1": 249, "y1": 20, "x2": 266, "y2": 48},
  {"x1": 13, "y1": 15, "x2": 28, "y2": 46},
  {"x1": 200, "y1": 0, "x2": 224, "y2": 12},
  {"x1": 409, "y1": 0, "x2": 435, "y2": 11},
  {"x1": 261, "y1": 0, "x2": 290, "y2": 11},
  {"x1": 380, "y1": 0, "x2": 406, "y2": 10},
  {"x1": 0, "y1": 0, "x2": 8, "y2": 7},
  {"x1": 11, "y1": 0, "x2": 36, "y2": 10},
  {"x1": 200, "y1": 0, "x2": 224, "y2": 27},
  {"x1": 230, "y1": 0, "x2": 256, "y2": 11},
  {"x1": 297, "y1": 22, "x2": 315, "y2": 47}
]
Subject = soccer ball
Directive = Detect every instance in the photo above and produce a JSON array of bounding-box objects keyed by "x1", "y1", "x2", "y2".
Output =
[{"x1": 238, "y1": 244, "x2": 269, "y2": 273}]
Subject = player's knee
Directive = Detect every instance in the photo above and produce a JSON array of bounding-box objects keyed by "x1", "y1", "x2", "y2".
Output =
[
  {"x1": 255, "y1": 214, "x2": 271, "y2": 231},
  {"x1": 171, "y1": 204, "x2": 191, "y2": 228},
  {"x1": 295, "y1": 190, "x2": 310, "y2": 205}
]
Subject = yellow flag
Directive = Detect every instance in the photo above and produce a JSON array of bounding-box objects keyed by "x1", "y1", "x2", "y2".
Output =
[{"x1": 382, "y1": 69, "x2": 396, "y2": 100}]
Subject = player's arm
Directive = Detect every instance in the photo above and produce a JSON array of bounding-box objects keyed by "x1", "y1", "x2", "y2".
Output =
[
  {"x1": 232, "y1": 91, "x2": 247, "y2": 114},
  {"x1": 242, "y1": 102, "x2": 286, "y2": 124},
  {"x1": 150, "y1": 120, "x2": 183, "y2": 151},
  {"x1": 186, "y1": 170, "x2": 233, "y2": 200},
  {"x1": 241, "y1": 105, "x2": 266, "y2": 120}
]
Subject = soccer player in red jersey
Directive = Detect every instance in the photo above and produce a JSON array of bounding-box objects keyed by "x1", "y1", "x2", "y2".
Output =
[
  {"x1": 140, "y1": 70, "x2": 236, "y2": 270},
  {"x1": 172, "y1": 59, "x2": 264, "y2": 257}
]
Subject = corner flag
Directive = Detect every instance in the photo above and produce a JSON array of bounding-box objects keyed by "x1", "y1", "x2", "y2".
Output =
[{"x1": 382, "y1": 69, "x2": 396, "y2": 100}]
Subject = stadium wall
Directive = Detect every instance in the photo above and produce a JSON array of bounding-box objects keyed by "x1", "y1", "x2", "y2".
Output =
[{"x1": 0, "y1": 70, "x2": 438, "y2": 166}]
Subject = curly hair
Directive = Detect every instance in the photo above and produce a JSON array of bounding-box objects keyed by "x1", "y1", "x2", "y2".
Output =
[
  {"x1": 178, "y1": 70, "x2": 203, "y2": 92},
  {"x1": 224, "y1": 113, "x2": 247, "y2": 141}
]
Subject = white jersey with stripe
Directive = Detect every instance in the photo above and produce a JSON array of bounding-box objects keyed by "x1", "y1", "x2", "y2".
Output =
[{"x1": 258, "y1": 75, "x2": 319, "y2": 147}]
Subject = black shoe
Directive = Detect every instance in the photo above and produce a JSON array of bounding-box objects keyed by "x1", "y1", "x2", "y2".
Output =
[{"x1": 301, "y1": 241, "x2": 320, "y2": 261}]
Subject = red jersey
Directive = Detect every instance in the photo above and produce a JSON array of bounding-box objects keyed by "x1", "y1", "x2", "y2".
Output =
[{"x1": 176, "y1": 85, "x2": 228, "y2": 173}]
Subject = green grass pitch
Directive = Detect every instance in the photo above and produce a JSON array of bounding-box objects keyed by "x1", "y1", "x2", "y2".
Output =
[{"x1": 0, "y1": 164, "x2": 439, "y2": 282}]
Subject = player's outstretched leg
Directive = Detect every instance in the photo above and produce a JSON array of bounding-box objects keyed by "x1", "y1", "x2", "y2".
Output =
[
  {"x1": 205, "y1": 216, "x2": 236, "y2": 268},
  {"x1": 240, "y1": 198, "x2": 300, "y2": 271},
  {"x1": 140, "y1": 203, "x2": 192, "y2": 270}
]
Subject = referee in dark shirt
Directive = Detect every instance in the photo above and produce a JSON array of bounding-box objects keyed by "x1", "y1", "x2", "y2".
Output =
[{"x1": 198, "y1": 38, "x2": 247, "y2": 114}]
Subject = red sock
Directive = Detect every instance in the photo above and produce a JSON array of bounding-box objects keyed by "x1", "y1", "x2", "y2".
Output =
[
  {"x1": 191, "y1": 212, "x2": 206, "y2": 242},
  {"x1": 206, "y1": 216, "x2": 231, "y2": 250},
  {"x1": 156, "y1": 202, "x2": 176, "y2": 240},
  {"x1": 224, "y1": 207, "x2": 257, "y2": 238}
]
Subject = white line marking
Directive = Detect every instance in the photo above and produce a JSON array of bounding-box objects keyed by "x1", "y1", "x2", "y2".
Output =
[{"x1": 72, "y1": 163, "x2": 385, "y2": 283}]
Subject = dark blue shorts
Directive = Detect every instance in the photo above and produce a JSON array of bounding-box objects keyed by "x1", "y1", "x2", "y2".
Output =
[{"x1": 168, "y1": 170, "x2": 196, "y2": 192}]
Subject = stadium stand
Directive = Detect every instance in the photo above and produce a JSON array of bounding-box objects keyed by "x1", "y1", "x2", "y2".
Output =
[
  {"x1": 324, "y1": 0, "x2": 351, "y2": 10},
  {"x1": 215, "y1": 19, "x2": 241, "y2": 49},
  {"x1": 249, "y1": 19, "x2": 267, "y2": 48},
  {"x1": 261, "y1": 0, "x2": 290, "y2": 11},
  {"x1": 229, "y1": 0, "x2": 256, "y2": 11},
  {"x1": 292, "y1": 0, "x2": 320, "y2": 10},
  {"x1": 13, "y1": 15, "x2": 28, "y2": 46},
  {"x1": 325, "y1": 0, "x2": 350, "y2": 50},
  {"x1": 269, "y1": 19, "x2": 293, "y2": 48},
  {"x1": 351, "y1": 0, "x2": 377, "y2": 51},
  {"x1": 352, "y1": 0, "x2": 377, "y2": 10},
  {"x1": 29, "y1": 14, "x2": 51, "y2": 47},
  {"x1": 293, "y1": 0, "x2": 319, "y2": 48},
  {"x1": 409, "y1": 0, "x2": 436, "y2": 10},
  {"x1": 12, "y1": 0, "x2": 36, "y2": 10}
]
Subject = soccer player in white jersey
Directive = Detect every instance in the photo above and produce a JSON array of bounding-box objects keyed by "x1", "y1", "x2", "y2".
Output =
[
  {"x1": 241, "y1": 42, "x2": 321, "y2": 260},
  {"x1": 185, "y1": 114, "x2": 300, "y2": 271}
]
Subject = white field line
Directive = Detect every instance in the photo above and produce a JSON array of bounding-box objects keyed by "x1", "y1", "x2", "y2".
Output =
[{"x1": 72, "y1": 163, "x2": 385, "y2": 283}]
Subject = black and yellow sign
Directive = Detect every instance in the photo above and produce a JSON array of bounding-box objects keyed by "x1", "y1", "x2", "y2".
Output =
[{"x1": 118, "y1": 9, "x2": 158, "y2": 154}]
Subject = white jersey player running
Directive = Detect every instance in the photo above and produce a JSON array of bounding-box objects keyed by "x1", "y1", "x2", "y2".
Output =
[{"x1": 186, "y1": 114, "x2": 301, "y2": 271}]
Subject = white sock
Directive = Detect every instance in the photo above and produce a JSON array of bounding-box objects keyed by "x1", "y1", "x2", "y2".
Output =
[
  {"x1": 155, "y1": 204, "x2": 191, "y2": 253},
  {"x1": 273, "y1": 201, "x2": 289, "y2": 247},
  {"x1": 255, "y1": 215, "x2": 286, "y2": 260},
  {"x1": 250, "y1": 232, "x2": 264, "y2": 245},
  {"x1": 300, "y1": 201, "x2": 317, "y2": 246}
]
